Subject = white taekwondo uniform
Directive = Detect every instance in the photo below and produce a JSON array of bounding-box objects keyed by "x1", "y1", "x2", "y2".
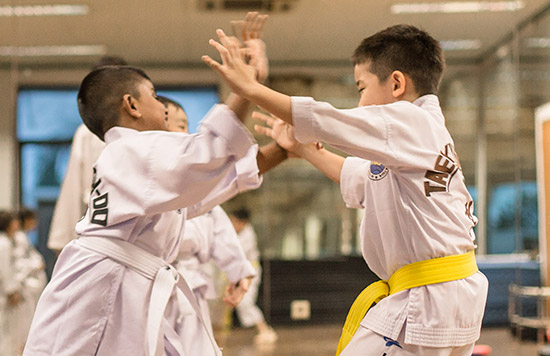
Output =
[
  {"x1": 23, "y1": 104, "x2": 257, "y2": 356},
  {"x1": 291, "y1": 95, "x2": 488, "y2": 355},
  {"x1": 0, "y1": 232, "x2": 21, "y2": 356},
  {"x1": 234, "y1": 222, "x2": 265, "y2": 327},
  {"x1": 48, "y1": 124, "x2": 104, "y2": 251},
  {"x1": 175, "y1": 205, "x2": 256, "y2": 355},
  {"x1": 12, "y1": 231, "x2": 47, "y2": 352}
]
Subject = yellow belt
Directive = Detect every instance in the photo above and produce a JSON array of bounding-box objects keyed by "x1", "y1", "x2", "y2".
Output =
[{"x1": 335, "y1": 250, "x2": 478, "y2": 355}]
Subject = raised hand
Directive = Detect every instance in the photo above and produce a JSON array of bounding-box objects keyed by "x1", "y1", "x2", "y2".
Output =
[
  {"x1": 202, "y1": 29, "x2": 257, "y2": 98},
  {"x1": 231, "y1": 12, "x2": 269, "y2": 83},
  {"x1": 253, "y1": 111, "x2": 302, "y2": 156}
]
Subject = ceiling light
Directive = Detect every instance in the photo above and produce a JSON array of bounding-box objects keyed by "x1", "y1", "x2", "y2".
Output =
[
  {"x1": 440, "y1": 39, "x2": 482, "y2": 50},
  {"x1": 0, "y1": 45, "x2": 106, "y2": 57},
  {"x1": 391, "y1": 1, "x2": 524, "y2": 14},
  {"x1": 0, "y1": 4, "x2": 88, "y2": 17},
  {"x1": 525, "y1": 37, "x2": 550, "y2": 48}
]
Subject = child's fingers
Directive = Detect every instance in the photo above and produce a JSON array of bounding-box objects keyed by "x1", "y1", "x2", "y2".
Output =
[
  {"x1": 250, "y1": 14, "x2": 268, "y2": 39},
  {"x1": 216, "y1": 29, "x2": 234, "y2": 50},
  {"x1": 230, "y1": 20, "x2": 244, "y2": 41},
  {"x1": 244, "y1": 12, "x2": 258, "y2": 41},
  {"x1": 217, "y1": 29, "x2": 244, "y2": 63},
  {"x1": 208, "y1": 38, "x2": 232, "y2": 65},
  {"x1": 252, "y1": 111, "x2": 276, "y2": 127},
  {"x1": 254, "y1": 124, "x2": 273, "y2": 138},
  {"x1": 201, "y1": 55, "x2": 223, "y2": 73}
]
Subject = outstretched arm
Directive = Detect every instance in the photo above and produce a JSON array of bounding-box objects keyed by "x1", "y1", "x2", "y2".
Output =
[
  {"x1": 203, "y1": 29, "x2": 294, "y2": 125},
  {"x1": 223, "y1": 13, "x2": 270, "y2": 122},
  {"x1": 296, "y1": 142, "x2": 345, "y2": 184},
  {"x1": 256, "y1": 142, "x2": 287, "y2": 175},
  {"x1": 254, "y1": 112, "x2": 344, "y2": 183}
]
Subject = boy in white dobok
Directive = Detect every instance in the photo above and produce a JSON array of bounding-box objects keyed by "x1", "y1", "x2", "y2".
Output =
[
  {"x1": 158, "y1": 95, "x2": 273, "y2": 355},
  {"x1": 229, "y1": 207, "x2": 277, "y2": 344},
  {"x1": 23, "y1": 18, "x2": 281, "y2": 356},
  {"x1": 203, "y1": 24, "x2": 489, "y2": 356}
]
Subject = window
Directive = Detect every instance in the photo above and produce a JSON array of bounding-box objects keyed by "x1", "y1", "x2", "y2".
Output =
[{"x1": 17, "y1": 87, "x2": 220, "y2": 246}]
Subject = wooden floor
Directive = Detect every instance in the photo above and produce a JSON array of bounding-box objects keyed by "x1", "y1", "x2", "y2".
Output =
[{"x1": 218, "y1": 325, "x2": 541, "y2": 356}]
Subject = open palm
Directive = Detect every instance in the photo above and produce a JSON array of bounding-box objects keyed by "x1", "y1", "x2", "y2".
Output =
[{"x1": 253, "y1": 111, "x2": 301, "y2": 155}]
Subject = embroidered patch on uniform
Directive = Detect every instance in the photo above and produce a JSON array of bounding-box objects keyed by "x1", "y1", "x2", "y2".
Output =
[
  {"x1": 369, "y1": 162, "x2": 389, "y2": 181},
  {"x1": 383, "y1": 336, "x2": 403, "y2": 349}
]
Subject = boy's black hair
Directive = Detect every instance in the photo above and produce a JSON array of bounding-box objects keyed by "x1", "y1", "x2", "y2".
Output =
[
  {"x1": 77, "y1": 66, "x2": 152, "y2": 141},
  {"x1": 157, "y1": 95, "x2": 186, "y2": 113},
  {"x1": 231, "y1": 207, "x2": 250, "y2": 221},
  {"x1": 0, "y1": 210, "x2": 15, "y2": 233},
  {"x1": 352, "y1": 24, "x2": 445, "y2": 95},
  {"x1": 18, "y1": 207, "x2": 36, "y2": 224}
]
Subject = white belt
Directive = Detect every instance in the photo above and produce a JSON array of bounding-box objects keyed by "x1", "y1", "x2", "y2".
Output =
[{"x1": 77, "y1": 236, "x2": 222, "y2": 356}]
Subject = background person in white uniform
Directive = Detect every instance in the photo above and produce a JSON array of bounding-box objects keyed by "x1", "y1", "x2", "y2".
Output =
[
  {"x1": 203, "y1": 23, "x2": 488, "y2": 356},
  {"x1": 229, "y1": 207, "x2": 278, "y2": 344},
  {"x1": 159, "y1": 94, "x2": 258, "y2": 354},
  {"x1": 0, "y1": 210, "x2": 24, "y2": 356},
  {"x1": 13, "y1": 208, "x2": 47, "y2": 353}
]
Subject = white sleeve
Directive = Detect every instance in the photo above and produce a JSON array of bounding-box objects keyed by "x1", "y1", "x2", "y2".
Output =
[
  {"x1": 0, "y1": 237, "x2": 19, "y2": 295},
  {"x1": 48, "y1": 125, "x2": 92, "y2": 250},
  {"x1": 13, "y1": 232, "x2": 32, "y2": 283},
  {"x1": 178, "y1": 214, "x2": 210, "y2": 258},
  {"x1": 238, "y1": 224, "x2": 260, "y2": 262},
  {"x1": 340, "y1": 157, "x2": 369, "y2": 209},
  {"x1": 85, "y1": 105, "x2": 256, "y2": 226},
  {"x1": 291, "y1": 96, "x2": 439, "y2": 170},
  {"x1": 187, "y1": 144, "x2": 262, "y2": 219},
  {"x1": 208, "y1": 206, "x2": 256, "y2": 283}
]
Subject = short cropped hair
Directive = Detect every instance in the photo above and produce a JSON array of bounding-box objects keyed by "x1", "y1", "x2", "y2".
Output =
[
  {"x1": 77, "y1": 66, "x2": 151, "y2": 141},
  {"x1": 0, "y1": 210, "x2": 15, "y2": 233},
  {"x1": 352, "y1": 24, "x2": 445, "y2": 95},
  {"x1": 231, "y1": 207, "x2": 250, "y2": 221},
  {"x1": 157, "y1": 95, "x2": 186, "y2": 113}
]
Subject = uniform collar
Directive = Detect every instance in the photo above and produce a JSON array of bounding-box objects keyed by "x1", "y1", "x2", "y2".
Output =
[
  {"x1": 103, "y1": 126, "x2": 139, "y2": 145},
  {"x1": 413, "y1": 94, "x2": 439, "y2": 108}
]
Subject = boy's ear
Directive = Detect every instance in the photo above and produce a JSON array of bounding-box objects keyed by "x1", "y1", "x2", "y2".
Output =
[
  {"x1": 122, "y1": 94, "x2": 142, "y2": 119},
  {"x1": 390, "y1": 71, "x2": 407, "y2": 98}
]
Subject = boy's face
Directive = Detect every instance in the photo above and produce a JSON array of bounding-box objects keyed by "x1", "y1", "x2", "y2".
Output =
[
  {"x1": 135, "y1": 80, "x2": 168, "y2": 131},
  {"x1": 7, "y1": 219, "x2": 19, "y2": 237},
  {"x1": 354, "y1": 62, "x2": 396, "y2": 107},
  {"x1": 165, "y1": 105, "x2": 189, "y2": 133}
]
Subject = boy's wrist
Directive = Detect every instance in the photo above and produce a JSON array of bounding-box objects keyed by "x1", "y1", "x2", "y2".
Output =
[
  {"x1": 242, "y1": 81, "x2": 264, "y2": 101},
  {"x1": 298, "y1": 142, "x2": 322, "y2": 158},
  {"x1": 275, "y1": 142, "x2": 288, "y2": 159}
]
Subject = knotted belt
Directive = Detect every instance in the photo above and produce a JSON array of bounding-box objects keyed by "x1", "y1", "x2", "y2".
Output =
[
  {"x1": 77, "y1": 236, "x2": 222, "y2": 356},
  {"x1": 336, "y1": 250, "x2": 478, "y2": 355}
]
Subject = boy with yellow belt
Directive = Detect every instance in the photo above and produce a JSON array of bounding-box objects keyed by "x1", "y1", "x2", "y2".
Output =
[{"x1": 203, "y1": 24, "x2": 489, "y2": 356}]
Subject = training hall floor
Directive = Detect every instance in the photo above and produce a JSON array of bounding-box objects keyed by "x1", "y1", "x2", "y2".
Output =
[{"x1": 218, "y1": 324, "x2": 540, "y2": 356}]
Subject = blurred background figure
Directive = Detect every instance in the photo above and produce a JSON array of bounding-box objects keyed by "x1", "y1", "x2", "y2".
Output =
[
  {"x1": 230, "y1": 207, "x2": 278, "y2": 344},
  {"x1": 14, "y1": 208, "x2": 47, "y2": 355},
  {"x1": 0, "y1": 210, "x2": 24, "y2": 356}
]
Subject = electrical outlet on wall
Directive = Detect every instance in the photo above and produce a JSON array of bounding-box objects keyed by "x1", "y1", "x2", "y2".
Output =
[{"x1": 290, "y1": 299, "x2": 311, "y2": 320}]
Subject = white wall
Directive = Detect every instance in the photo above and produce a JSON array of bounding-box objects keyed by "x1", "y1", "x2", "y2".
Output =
[{"x1": 0, "y1": 69, "x2": 16, "y2": 209}]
